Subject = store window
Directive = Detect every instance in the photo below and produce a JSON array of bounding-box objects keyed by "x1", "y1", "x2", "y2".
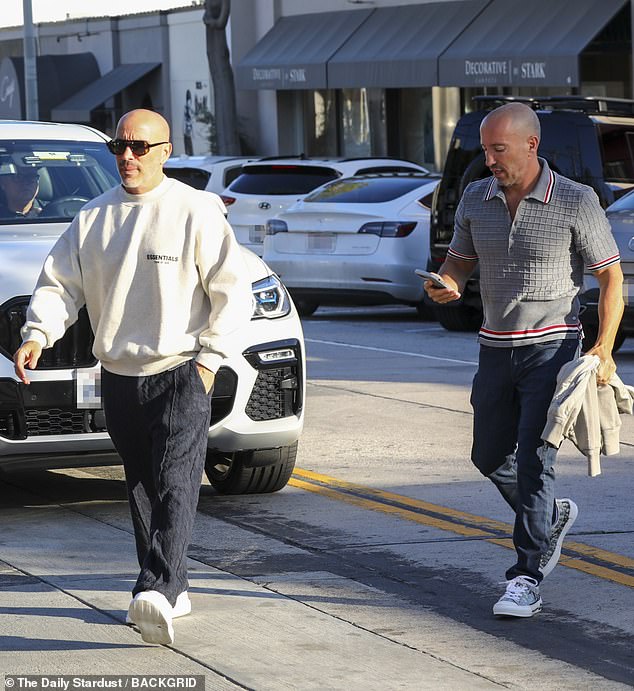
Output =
[
  {"x1": 304, "y1": 90, "x2": 338, "y2": 157},
  {"x1": 340, "y1": 88, "x2": 387, "y2": 158},
  {"x1": 396, "y1": 88, "x2": 435, "y2": 169}
]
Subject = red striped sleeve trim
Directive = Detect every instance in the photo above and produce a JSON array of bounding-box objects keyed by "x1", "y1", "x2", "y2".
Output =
[
  {"x1": 447, "y1": 248, "x2": 478, "y2": 261},
  {"x1": 587, "y1": 254, "x2": 620, "y2": 271}
]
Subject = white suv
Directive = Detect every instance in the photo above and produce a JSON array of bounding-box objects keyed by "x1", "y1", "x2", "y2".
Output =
[
  {"x1": 221, "y1": 157, "x2": 429, "y2": 256},
  {"x1": 163, "y1": 155, "x2": 258, "y2": 195},
  {"x1": 0, "y1": 121, "x2": 304, "y2": 494}
]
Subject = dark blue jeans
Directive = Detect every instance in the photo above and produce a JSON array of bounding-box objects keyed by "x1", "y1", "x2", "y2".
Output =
[
  {"x1": 102, "y1": 359, "x2": 212, "y2": 606},
  {"x1": 470, "y1": 339, "x2": 579, "y2": 583}
]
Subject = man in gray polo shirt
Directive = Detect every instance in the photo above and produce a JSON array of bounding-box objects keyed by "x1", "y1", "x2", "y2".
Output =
[{"x1": 424, "y1": 102, "x2": 624, "y2": 618}]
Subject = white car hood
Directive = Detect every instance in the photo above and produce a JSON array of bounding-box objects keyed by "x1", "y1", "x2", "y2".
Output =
[
  {"x1": 0, "y1": 224, "x2": 65, "y2": 301},
  {"x1": 0, "y1": 223, "x2": 271, "y2": 304}
]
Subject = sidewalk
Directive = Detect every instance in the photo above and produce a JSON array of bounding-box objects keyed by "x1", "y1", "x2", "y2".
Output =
[{"x1": 0, "y1": 498, "x2": 498, "y2": 690}]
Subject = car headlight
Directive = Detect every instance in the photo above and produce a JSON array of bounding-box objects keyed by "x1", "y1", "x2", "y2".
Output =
[{"x1": 252, "y1": 274, "x2": 291, "y2": 319}]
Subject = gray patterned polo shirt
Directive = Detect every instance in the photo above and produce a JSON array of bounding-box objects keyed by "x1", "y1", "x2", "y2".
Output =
[{"x1": 449, "y1": 158, "x2": 620, "y2": 347}]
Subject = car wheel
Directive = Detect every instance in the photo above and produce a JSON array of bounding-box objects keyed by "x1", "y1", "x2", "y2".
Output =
[
  {"x1": 434, "y1": 303, "x2": 482, "y2": 332},
  {"x1": 293, "y1": 299, "x2": 319, "y2": 317},
  {"x1": 205, "y1": 442, "x2": 298, "y2": 494},
  {"x1": 581, "y1": 324, "x2": 625, "y2": 353}
]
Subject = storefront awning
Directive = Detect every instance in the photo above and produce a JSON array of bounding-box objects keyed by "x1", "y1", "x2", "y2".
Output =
[
  {"x1": 439, "y1": 0, "x2": 627, "y2": 87},
  {"x1": 235, "y1": 9, "x2": 372, "y2": 90},
  {"x1": 51, "y1": 62, "x2": 160, "y2": 122},
  {"x1": 328, "y1": 1, "x2": 489, "y2": 89}
]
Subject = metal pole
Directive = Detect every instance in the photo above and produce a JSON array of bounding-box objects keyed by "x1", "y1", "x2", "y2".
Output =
[{"x1": 23, "y1": 0, "x2": 39, "y2": 120}]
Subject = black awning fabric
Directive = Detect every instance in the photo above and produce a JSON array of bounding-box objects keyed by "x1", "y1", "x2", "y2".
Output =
[
  {"x1": 235, "y1": 9, "x2": 372, "y2": 90},
  {"x1": 328, "y1": 1, "x2": 489, "y2": 88},
  {"x1": 51, "y1": 62, "x2": 160, "y2": 122},
  {"x1": 439, "y1": 0, "x2": 627, "y2": 87}
]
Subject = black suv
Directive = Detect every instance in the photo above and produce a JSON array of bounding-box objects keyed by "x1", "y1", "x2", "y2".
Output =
[{"x1": 429, "y1": 96, "x2": 634, "y2": 332}]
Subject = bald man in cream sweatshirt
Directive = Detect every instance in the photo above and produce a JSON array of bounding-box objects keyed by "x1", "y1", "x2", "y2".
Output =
[{"x1": 14, "y1": 109, "x2": 253, "y2": 646}]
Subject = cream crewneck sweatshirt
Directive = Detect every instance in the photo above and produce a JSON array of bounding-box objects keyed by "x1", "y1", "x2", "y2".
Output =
[{"x1": 22, "y1": 176, "x2": 253, "y2": 376}]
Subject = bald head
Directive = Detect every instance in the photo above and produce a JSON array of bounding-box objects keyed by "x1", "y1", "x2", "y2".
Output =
[
  {"x1": 116, "y1": 109, "x2": 171, "y2": 143},
  {"x1": 481, "y1": 103, "x2": 540, "y2": 141}
]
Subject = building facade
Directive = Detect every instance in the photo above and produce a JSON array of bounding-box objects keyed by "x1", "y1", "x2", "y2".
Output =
[{"x1": 0, "y1": 0, "x2": 631, "y2": 169}]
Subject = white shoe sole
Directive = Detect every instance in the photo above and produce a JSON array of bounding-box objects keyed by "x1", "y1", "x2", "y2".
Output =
[
  {"x1": 126, "y1": 592, "x2": 190, "y2": 625},
  {"x1": 493, "y1": 598, "x2": 543, "y2": 618},
  {"x1": 128, "y1": 597, "x2": 174, "y2": 645}
]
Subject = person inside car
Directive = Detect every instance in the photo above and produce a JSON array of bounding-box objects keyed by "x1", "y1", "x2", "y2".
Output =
[{"x1": 0, "y1": 165, "x2": 41, "y2": 218}]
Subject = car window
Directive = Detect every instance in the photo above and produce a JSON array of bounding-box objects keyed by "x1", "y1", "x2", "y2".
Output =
[
  {"x1": 164, "y1": 166, "x2": 211, "y2": 190},
  {"x1": 304, "y1": 177, "x2": 431, "y2": 203},
  {"x1": 595, "y1": 122, "x2": 634, "y2": 182},
  {"x1": 223, "y1": 165, "x2": 245, "y2": 187},
  {"x1": 607, "y1": 188, "x2": 634, "y2": 212},
  {"x1": 0, "y1": 140, "x2": 118, "y2": 224},
  {"x1": 229, "y1": 165, "x2": 339, "y2": 195}
]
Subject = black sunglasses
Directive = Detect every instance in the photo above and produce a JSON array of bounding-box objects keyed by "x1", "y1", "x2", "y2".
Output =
[{"x1": 107, "y1": 139, "x2": 169, "y2": 156}]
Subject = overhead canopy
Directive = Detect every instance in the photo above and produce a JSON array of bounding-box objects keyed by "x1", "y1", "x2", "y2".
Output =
[
  {"x1": 328, "y1": 1, "x2": 489, "y2": 88},
  {"x1": 51, "y1": 62, "x2": 160, "y2": 122},
  {"x1": 235, "y1": 9, "x2": 372, "y2": 90},
  {"x1": 0, "y1": 53, "x2": 100, "y2": 121},
  {"x1": 439, "y1": 0, "x2": 628, "y2": 87}
]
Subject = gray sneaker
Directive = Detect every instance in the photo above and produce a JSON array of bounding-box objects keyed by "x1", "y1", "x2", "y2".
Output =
[
  {"x1": 539, "y1": 498, "x2": 578, "y2": 577},
  {"x1": 493, "y1": 576, "x2": 542, "y2": 617}
]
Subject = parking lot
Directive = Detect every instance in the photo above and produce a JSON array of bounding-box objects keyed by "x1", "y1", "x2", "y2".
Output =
[{"x1": 1, "y1": 306, "x2": 633, "y2": 689}]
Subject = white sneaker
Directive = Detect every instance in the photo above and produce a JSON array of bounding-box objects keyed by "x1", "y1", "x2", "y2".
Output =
[
  {"x1": 127, "y1": 590, "x2": 174, "y2": 645},
  {"x1": 172, "y1": 591, "x2": 192, "y2": 618},
  {"x1": 539, "y1": 498, "x2": 578, "y2": 577},
  {"x1": 493, "y1": 576, "x2": 542, "y2": 618},
  {"x1": 126, "y1": 591, "x2": 190, "y2": 625}
]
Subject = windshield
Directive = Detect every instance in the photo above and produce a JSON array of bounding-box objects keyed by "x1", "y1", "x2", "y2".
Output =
[
  {"x1": 0, "y1": 139, "x2": 118, "y2": 224},
  {"x1": 305, "y1": 176, "x2": 432, "y2": 203}
]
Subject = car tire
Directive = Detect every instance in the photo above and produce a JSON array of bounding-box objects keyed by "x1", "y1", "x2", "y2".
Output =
[
  {"x1": 205, "y1": 442, "x2": 298, "y2": 494},
  {"x1": 293, "y1": 299, "x2": 319, "y2": 317},
  {"x1": 434, "y1": 303, "x2": 482, "y2": 332},
  {"x1": 581, "y1": 323, "x2": 625, "y2": 353}
]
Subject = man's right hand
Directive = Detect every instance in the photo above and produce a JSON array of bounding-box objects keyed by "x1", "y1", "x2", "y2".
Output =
[
  {"x1": 14, "y1": 340, "x2": 43, "y2": 384},
  {"x1": 423, "y1": 275, "x2": 462, "y2": 304}
]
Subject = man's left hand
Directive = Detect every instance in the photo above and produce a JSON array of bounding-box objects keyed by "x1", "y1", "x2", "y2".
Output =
[
  {"x1": 585, "y1": 344, "x2": 616, "y2": 386},
  {"x1": 195, "y1": 363, "x2": 215, "y2": 394}
]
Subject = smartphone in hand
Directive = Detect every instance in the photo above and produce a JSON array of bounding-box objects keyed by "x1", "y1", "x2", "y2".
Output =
[{"x1": 415, "y1": 269, "x2": 451, "y2": 290}]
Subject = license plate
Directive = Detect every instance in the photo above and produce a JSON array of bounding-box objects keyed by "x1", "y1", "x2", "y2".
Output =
[
  {"x1": 249, "y1": 225, "x2": 266, "y2": 243},
  {"x1": 75, "y1": 369, "x2": 101, "y2": 409},
  {"x1": 307, "y1": 234, "x2": 336, "y2": 252}
]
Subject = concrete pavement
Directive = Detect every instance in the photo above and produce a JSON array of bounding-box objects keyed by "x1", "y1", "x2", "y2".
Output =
[
  {"x1": 1, "y1": 468, "x2": 631, "y2": 690},
  {"x1": 0, "y1": 479, "x2": 501, "y2": 690}
]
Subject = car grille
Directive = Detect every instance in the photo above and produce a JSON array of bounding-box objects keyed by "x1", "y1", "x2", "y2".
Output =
[
  {"x1": 246, "y1": 366, "x2": 299, "y2": 421},
  {"x1": 0, "y1": 364, "x2": 239, "y2": 441},
  {"x1": 25, "y1": 408, "x2": 91, "y2": 435},
  {"x1": 0, "y1": 297, "x2": 96, "y2": 368}
]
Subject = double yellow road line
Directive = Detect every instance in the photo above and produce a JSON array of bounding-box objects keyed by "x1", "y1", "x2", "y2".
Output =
[{"x1": 290, "y1": 468, "x2": 634, "y2": 588}]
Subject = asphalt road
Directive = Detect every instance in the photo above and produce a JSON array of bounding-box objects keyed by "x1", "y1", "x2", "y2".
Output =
[{"x1": 1, "y1": 305, "x2": 633, "y2": 689}]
